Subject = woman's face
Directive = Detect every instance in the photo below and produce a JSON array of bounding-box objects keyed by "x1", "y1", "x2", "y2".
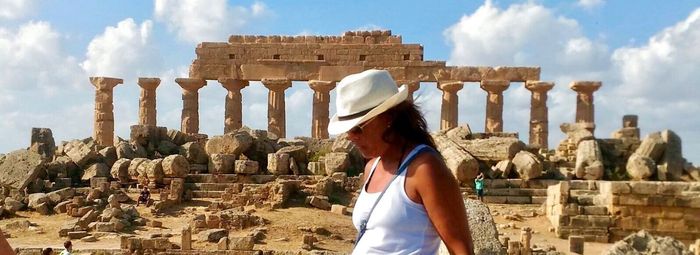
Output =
[{"x1": 345, "y1": 114, "x2": 391, "y2": 158}]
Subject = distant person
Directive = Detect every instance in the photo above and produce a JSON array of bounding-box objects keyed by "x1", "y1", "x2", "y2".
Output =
[
  {"x1": 475, "y1": 172, "x2": 485, "y2": 202},
  {"x1": 329, "y1": 70, "x2": 475, "y2": 254},
  {"x1": 0, "y1": 228, "x2": 15, "y2": 255},
  {"x1": 42, "y1": 247, "x2": 54, "y2": 255},
  {"x1": 59, "y1": 241, "x2": 72, "y2": 255},
  {"x1": 137, "y1": 186, "x2": 151, "y2": 207}
]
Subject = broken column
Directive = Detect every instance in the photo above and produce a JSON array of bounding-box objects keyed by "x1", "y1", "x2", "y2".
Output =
[
  {"x1": 175, "y1": 78, "x2": 207, "y2": 134},
  {"x1": 219, "y1": 78, "x2": 249, "y2": 133},
  {"x1": 570, "y1": 81, "x2": 601, "y2": 128},
  {"x1": 612, "y1": 115, "x2": 640, "y2": 139},
  {"x1": 481, "y1": 80, "x2": 510, "y2": 133},
  {"x1": 181, "y1": 226, "x2": 192, "y2": 250},
  {"x1": 90, "y1": 77, "x2": 123, "y2": 147},
  {"x1": 437, "y1": 81, "x2": 463, "y2": 131},
  {"x1": 520, "y1": 227, "x2": 532, "y2": 255},
  {"x1": 262, "y1": 78, "x2": 291, "y2": 138},
  {"x1": 137, "y1": 77, "x2": 160, "y2": 126},
  {"x1": 308, "y1": 80, "x2": 335, "y2": 139},
  {"x1": 525, "y1": 81, "x2": 554, "y2": 149}
]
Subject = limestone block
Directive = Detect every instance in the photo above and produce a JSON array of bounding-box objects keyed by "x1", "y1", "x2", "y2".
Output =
[
  {"x1": 324, "y1": 152, "x2": 350, "y2": 175},
  {"x1": 626, "y1": 154, "x2": 655, "y2": 181},
  {"x1": 167, "y1": 129, "x2": 194, "y2": 146},
  {"x1": 157, "y1": 140, "x2": 179, "y2": 155},
  {"x1": 267, "y1": 153, "x2": 289, "y2": 175},
  {"x1": 30, "y1": 127, "x2": 55, "y2": 159},
  {"x1": 432, "y1": 133, "x2": 479, "y2": 183},
  {"x1": 162, "y1": 154, "x2": 189, "y2": 178},
  {"x1": 512, "y1": 151, "x2": 543, "y2": 181},
  {"x1": 560, "y1": 123, "x2": 594, "y2": 145},
  {"x1": 234, "y1": 160, "x2": 259, "y2": 174},
  {"x1": 82, "y1": 162, "x2": 110, "y2": 181},
  {"x1": 1, "y1": 150, "x2": 49, "y2": 192},
  {"x1": 144, "y1": 159, "x2": 165, "y2": 184},
  {"x1": 277, "y1": 145, "x2": 308, "y2": 165},
  {"x1": 575, "y1": 140, "x2": 604, "y2": 180},
  {"x1": 229, "y1": 236, "x2": 255, "y2": 250},
  {"x1": 308, "y1": 196, "x2": 331, "y2": 210},
  {"x1": 47, "y1": 187, "x2": 75, "y2": 204},
  {"x1": 635, "y1": 132, "x2": 665, "y2": 161},
  {"x1": 331, "y1": 204, "x2": 348, "y2": 215},
  {"x1": 127, "y1": 158, "x2": 148, "y2": 179},
  {"x1": 456, "y1": 137, "x2": 524, "y2": 162},
  {"x1": 205, "y1": 131, "x2": 253, "y2": 155},
  {"x1": 492, "y1": 159, "x2": 513, "y2": 178},
  {"x1": 438, "y1": 199, "x2": 505, "y2": 254},
  {"x1": 110, "y1": 158, "x2": 131, "y2": 183},
  {"x1": 209, "y1": 154, "x2": 236, "y2": 174},
  {"x1": 308, "y1": 162, "x2": 325, "y2": 175},
  {"x1": 115, "y1": 141, "x2": 145, "y2": 159},
  {"x1": 445, "y1": 124, "x2": 472, "y2": 140},
  {"x1": 659, "y1": 130, "x2": 684, "y2": 181},
  {"x1": 217, "y1": 236, "x2": 228, "y2": 250},
  {"x1": 64, "y1": 140, "x2": 98, "y2": 168},
  {"x1": 180, "y1": 142, "x2": 208, "y2": 164},
  {"x1": 98, "y1": 146, "x2": 117, "y2": 168}
]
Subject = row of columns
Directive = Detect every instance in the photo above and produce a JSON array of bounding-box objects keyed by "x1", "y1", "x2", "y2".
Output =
[{"x1": 89, "y1": 77, "x2": 601, "y2": 150}]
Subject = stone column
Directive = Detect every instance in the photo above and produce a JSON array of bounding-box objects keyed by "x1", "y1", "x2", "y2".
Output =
[
  {"x1": 137, "y1": 78, "x2": 160, "y2": 126},
  {"x1": 262, "y1": 78, "x2": 292, "y2": 138},
  {"x1": 570, "y1": 81, "x2": 601, "y2": 125},
  {"x1": 481, "y1": 80, "x2": 510, "y2": 133},
  {"x1": 90, "y1": 77, "x2": 123, "y2": 147},
  {"x1": 437, "y1": 81, "x2": 463, "y2": 131},
  {"x1": 525, "y1": 81, "x2": 554, "y2": 149},
  {"x1": 175, "y1": 78, "x2": 206, "y2": 134},
  {"x1": 309, "y1": 80, "x2": 335, "y2": 139},
  {"x1": 219, "y1": 78, "x2": 249, "y2": 133}
]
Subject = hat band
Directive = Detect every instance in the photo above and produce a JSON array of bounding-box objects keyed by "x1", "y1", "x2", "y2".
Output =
[{"x1": 337, "y1": 105, "x2": 378, "y2": 121}]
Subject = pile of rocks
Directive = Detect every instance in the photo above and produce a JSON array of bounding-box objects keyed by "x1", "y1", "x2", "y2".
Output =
[{"x1": 603, "y1": 230, "x2": 692, "y2": 255}]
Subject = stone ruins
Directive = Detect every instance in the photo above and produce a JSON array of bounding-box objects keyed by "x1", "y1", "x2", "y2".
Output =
[{"x1": 0, "y1": 30, "x2": 698, "y2": 255}]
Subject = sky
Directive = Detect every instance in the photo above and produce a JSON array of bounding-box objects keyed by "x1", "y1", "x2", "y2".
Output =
[{"x1": 1, "y1": 0, "x2": 699, "y2": 165}]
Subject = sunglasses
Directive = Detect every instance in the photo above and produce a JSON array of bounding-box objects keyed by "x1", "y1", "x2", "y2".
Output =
[{"x1": 348, "y1": 115, "x2": 379, "y2": 135}]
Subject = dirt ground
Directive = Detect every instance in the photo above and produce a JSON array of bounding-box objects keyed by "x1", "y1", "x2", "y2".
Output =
[{"x1": 2, "y1": 198, "x2": 613, "y2": 254}]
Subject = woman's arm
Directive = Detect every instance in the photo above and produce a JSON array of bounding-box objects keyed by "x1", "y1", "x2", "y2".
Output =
[{"x1": 411, "y1": 154, "x2": 474, "y2": 255}]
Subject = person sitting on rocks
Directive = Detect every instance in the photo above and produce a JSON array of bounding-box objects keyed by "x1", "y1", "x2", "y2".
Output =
[{"x1": 137, "y1": 186, "x2": 151, "y2": 207}]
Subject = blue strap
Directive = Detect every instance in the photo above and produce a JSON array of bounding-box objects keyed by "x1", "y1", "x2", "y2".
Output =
[{"x1": 355, "y1": 144, "x2": 435, "y2": 246}]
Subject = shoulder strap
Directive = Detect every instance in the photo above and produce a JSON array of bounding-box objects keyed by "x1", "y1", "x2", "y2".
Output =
[
  {"x1": 354, "y1": 144, "x2": 435, "y2": 245},
  {"x1": 362, "y1": 157, "x2": 382, "y2": 190}
]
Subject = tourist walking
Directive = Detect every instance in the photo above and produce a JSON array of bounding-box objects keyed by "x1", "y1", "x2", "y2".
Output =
[
  {"x1": 329, "y1": 69, "x2": 474, "y2": 254},
  {"x1": 59, "y1": 241, "x2": 72, "y2": 255}
]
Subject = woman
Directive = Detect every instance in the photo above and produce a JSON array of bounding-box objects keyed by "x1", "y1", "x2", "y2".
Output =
[{"x1": 328, "y1": 69, "x2": 474, "y2": 254}]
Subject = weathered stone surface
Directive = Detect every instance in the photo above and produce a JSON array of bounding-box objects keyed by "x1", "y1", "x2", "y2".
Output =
[
  {"x1": 324, "y1": 152, "x2": 349, "y2": 175},
  {"x1": 167, "y1": 129, "x2": 193, "y2": 146},
  {"x1": 0, "y1": 150, "x2": 47, "y2": 190},
  {"x1": 157, "y1": 140, "x2": 179, "y2": 156},
  {"x1": 267, "y1": 153, "x2": 289, "y2": 175},
  {"x1": 626, "y1": 154, "x2": 655, "y2": 181},
  {"x1": 115, "y1": 141, "x2": 146, "y2": 159},
  {"x1": 110, "y1": 158, "x2": 131, "y2": 183},
  {"x1": 438, "y1": 199, "x2": 505, "y2": 255},
  {"x1": 205, "y1": 131, "x2": 253, "y2": 155},
  {"x1": 27, "y1": 193, "x2": 49, "y2": 208},
  {"x1": 635, "y1": 132, "x2": 665, "y2": 161},
  {"x1": 127, "y1": 158, "x2": 148, "y2": 179},
  {"x1": 98, "y1": 146, "x2": 117, "y2": 168},
  {"x1": 575, "y1": 140, "x2": 604, "y2": 180},
  {"x1": 560, "y1": 123, "x2": 594, "y2": 145},
  {"x1": 432, "y1": 133, "x2": 479, "y2": 183},
  {"x1": 180, "y1": 142, "x2": 208, "y2": 164},
  {"x1": 234, "y1": 160, "x2": 259, "y2": 174},
  {"x1": 511, "y1": 150, "x2": 542, "y2": 180},
  {"x1": 82, "y1": 162, "x2": 110, "y2": 181},
  {"x1": 229, "y1": 236, "x2": 255, "y2": 250},
  {"x1": 456, "y1": 137, "x2": 524, "y2": 162},
  {"x1": 4, "y1": 197, "x2": 24, "y2": 213},
  {"x1": 162, "y1": 155, "x2": 189, "y2": 178},
  {"x1": 144, "y1": 158, "x2": 164, "y2": 184},
  {"x1": 308, "y1": 196, "x2": 331, "y2": 210},
  {"x1": 64, "y1": 140, "x2": 98, "y2": 168},
  {"x1": 659, "y1": 129, "x2": 684, "y2": 181},
  {"x1": 47, "y1": 187, "x2": 75, "y2": 204},
  {"x1": 445, "y1": 124, "x2": 472, "y2": 141},
  {"x1": 603, "y1": 230, "x2": 691, "y2": 255},
  {"x1": 45, "y1": 156, "x2": 79, "y2": 179},
  {"x1": 277, "y1": 145, "x2": 308, "y2": 166},
  {"x1": 209, "y1": 154, "x2": 236, "y2": 174},
  {"x1": 492, "y1": 159, "x2": 513, "y2": 178},
  {"x1": 30, "y1": 127, "x2": 55, "y2": 159},
  {"x1": 198, "y1": 228, "x2": 228, "y2": 243}
]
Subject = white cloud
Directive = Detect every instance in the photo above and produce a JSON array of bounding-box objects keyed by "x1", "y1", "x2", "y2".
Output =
[
  {"x1": 444, "y1": 1, "x2": 700, "y2": 164},
  {"x1": 81, "y1": 18, "x2": 160, "y2": 81},
  {"x1": 576, "y1": 0, "x2": 605, "y2": 10},
  {"x1": 0, "y1": 0, "x2": 37, "y2": 20},
  {"x1": 154, "y1": 0, "x2": 271, "y2": 44},
  {"x1": 351, "y1": 24, "x2": 385, "y2": 32}
]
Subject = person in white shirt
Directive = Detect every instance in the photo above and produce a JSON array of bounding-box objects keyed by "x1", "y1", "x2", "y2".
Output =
[{"x1": 328, "y1": 69, "x2": 474, "y2": 254}]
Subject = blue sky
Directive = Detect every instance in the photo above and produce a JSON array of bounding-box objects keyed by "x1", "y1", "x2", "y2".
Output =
[{"x1": 1, "y1": 0, "x2": 699, "y2": 165}]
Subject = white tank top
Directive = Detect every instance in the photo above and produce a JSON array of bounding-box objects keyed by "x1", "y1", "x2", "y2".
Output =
[{"x1": 351, "y1": 145, "x2": 440, "y2": 255}]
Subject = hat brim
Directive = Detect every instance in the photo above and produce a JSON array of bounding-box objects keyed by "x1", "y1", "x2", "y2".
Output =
[{"x1": 328, "y1": 84, "x2": 409, "y2": 135}]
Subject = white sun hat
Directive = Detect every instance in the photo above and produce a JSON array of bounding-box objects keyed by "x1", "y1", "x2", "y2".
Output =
[{"x1": 328, "y1": 69, "x2": 409, "y2": 135}]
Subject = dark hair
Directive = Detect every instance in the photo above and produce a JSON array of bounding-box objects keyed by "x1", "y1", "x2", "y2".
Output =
[
  {"x1": 381, "y1": 100, "x2": 438, "y2": 151},
  {"x1": 63, "y1": 240, "x2": 72, "y2": 249},
  {"x1": 42, "y1": 248, "x2": 53, "y2": 255}
]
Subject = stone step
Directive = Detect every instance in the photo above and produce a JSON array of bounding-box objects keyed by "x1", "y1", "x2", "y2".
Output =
[
  {"x1": 581, "y1": 205, "x2": 609, "y2": 215},
  {"x1": 184, "y1": 183, "x2": 241, "y2": 191},
  {"x1": 482, "y1": 179, "x2": 560, "y2": 189},
  {"x1": 570, "y1": 189, "x2": 600, "y2": 197},
  {"x1": 186, "y1": 174, "x2": 239, "y2": 183},
  {"x1": 482, "y1": 196, "x2": 532, "y2": 204},
  {"x1": 572, "y1": 194, "x2": 599, "y2": 205},
  {"x1": 190, "y1": 191, "x2": 224, "y2": 198},
  {"x1": 568, "y1": 180, "x2": 599, "y2": 191},
  {"x1": 480, "y1": 188, "x2": 548, "y2": 197}
]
